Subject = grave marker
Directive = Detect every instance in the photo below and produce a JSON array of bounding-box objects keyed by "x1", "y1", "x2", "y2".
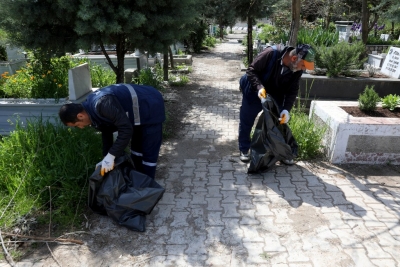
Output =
[
  {"x1": 381, "y1": 46, "x2": 400, "y2": 79},
  {"x1": 68, "y1": 63, "x2": 93, "y2": 100}
]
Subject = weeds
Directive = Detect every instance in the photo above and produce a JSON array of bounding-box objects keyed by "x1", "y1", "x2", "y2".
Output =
[
  {"x1": 169, "y1": 74, "x2": 190, "y2": 86},
  {"x1": 289, "y1": 105, "x2": 327, "y2": 160},
  {"x1": 289, "y1": 82, "x2": 327, "y2": 160},
  {"x1": 132, "y1": 65, "x2": 164, "y2": 92},
  {"x1": 381, "y1": 94, "x2": 400, "y2": 111},
  {"x1": 0, "y1": 117, "x2": 102, "y2": 230},
  {"x1": 89, "y1": 63, "x2": 116, "y2": 88}
]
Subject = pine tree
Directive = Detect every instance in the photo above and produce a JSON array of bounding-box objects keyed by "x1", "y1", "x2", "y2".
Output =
[{"x1": 0, "y1": 0, "x2": 202, "y2": 83}]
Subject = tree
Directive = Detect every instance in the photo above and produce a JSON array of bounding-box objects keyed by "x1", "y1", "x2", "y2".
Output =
[
  {"x1": 288, "y1": 0, "x2": 301, "y2": 46},
  {"x1": 0, "y1": 0, "x2": 79, "y2": 56},
  {"x1": 233, "y1": 0, "x2": 277, "y2": 64},
  {"x1": 205, "y1": 0, "x2": 238, "y2": 39},
  {"x1": 70, "y1": 0, "x2": 201, "y2": 82},
  {"x1": 0, "y1": 0, "x2": 201, "y2": 83}
]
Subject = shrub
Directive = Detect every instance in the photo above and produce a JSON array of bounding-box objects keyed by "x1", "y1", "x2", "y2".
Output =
[
  {"x1": 0, "y1": 53, "x2": 117, "y2": 99},
  {"x1": 0, "y1": 117, "x2": 102, "y2": 229},
  {"x1": 132, "y1": 65, "x2": 164, "y2": 91},
  {"x1": 203, "y1": 36, "x2": 217, "y2": 48},
  {"x1": 169, "y1": 74, "x2": 189, "y2": 86},
  {"x1": 186, "y1": 22, "x2": 208, "y2": 53},
  {"x1": 289, "y1": 88, "x2": 327, "y2": 160},
  {"x1": 257, "y1": 24, "x2": 278, "y2": 44},
  {"x1": 297, "y1": 27, "x2": 339, "y2": 47},
  {"x1": 358, "y1": 85, "x2": 380, "y2": 111},
  {"x1": 89, "y1": 63, "x2": 116, "y2": 88},
  {"x1": 315, "y1": 41, "x2": 367, "y2": 77},
  {"x1": 381, "y1": 94, "x2": 400, "y2": 111}
]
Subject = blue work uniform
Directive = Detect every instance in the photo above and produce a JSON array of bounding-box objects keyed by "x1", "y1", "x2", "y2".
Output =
[{"x1": 82, "y1": 83, "x2": 165, "y2": 178}]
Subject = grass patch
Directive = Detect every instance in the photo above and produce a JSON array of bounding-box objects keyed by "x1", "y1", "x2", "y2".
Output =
[
  {"x1": 0, "y1": 117, "x2": 102, "y2": 231},
  {"x1": 289, "y1": 106, "x2": 327, "y2": 160},
  {"x1": 289, "y1": 86, "x2": 328, "y2": 160}
]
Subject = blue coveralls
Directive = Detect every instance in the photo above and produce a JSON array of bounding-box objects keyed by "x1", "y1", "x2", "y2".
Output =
[{"x1": 82, "y1": 84, "x2": 165, "y2": 178}]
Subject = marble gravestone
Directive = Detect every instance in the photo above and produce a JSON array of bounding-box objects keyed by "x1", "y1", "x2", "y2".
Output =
[
  {"x1": 381, "y1": 46, "x2": 400, "y2": 79},
  {"x1": 68, "y1": 63, "x2": 93, "y2": 100}
]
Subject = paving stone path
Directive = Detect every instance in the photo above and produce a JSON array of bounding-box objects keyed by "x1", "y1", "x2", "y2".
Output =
[{"x1": 5, "y1": 35, "x2": 400, "y2": 267}]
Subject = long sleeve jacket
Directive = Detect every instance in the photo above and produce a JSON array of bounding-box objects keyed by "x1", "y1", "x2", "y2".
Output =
[
  {"x1": 246, "y1": 46, "x2": 303, "y2": 111},
  {"x1": 81, "y1": 84, "x2": 165, "y2": 157}
]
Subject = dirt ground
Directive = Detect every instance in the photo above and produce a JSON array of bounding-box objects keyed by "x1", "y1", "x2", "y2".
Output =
[{"x1": 341, "y1": 106, "x2": 400, "y2": 118}]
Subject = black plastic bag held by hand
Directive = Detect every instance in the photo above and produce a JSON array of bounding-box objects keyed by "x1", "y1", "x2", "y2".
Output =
[
  {"x1": 88, "y1": 155, "x2": 165, "y2": 232},
  {"x1": 248, "y1": 96, "x2": 298, "y2": 173}
]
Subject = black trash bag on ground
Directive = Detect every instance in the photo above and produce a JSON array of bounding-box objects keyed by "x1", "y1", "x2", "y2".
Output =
[
  {"x1": 248, "y1": 96, "x2": 298, "y2": 173},
  {"x1": 88, "y1": 155, "x2": 165, "y2": 232}
]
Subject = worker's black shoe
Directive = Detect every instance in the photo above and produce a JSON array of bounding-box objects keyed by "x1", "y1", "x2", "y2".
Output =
[{"x1": 280, "y1": 159, "x2": 295, "y2": 165}]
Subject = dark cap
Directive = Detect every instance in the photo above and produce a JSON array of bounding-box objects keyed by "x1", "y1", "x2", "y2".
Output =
[{"x1": 296, "y1": 44, "x2": 315, "y2": 70}]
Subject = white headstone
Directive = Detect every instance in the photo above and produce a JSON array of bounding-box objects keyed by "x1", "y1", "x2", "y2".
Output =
[
  {"x1": 68, "y1": 63, "x2": 93, "y2": 100},
  {"x1": 381, "y1": 47, "x2": 400, "y2": 79},
  {"x1": 380, "y1": 34, "x2": 390, "y2": 41}
]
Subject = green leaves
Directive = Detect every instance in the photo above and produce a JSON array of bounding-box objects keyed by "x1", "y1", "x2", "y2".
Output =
[
  {"x1": 0, "y1": 117, "x2": 102, "y2": 228},
  {"x1": 382, "y1": 94, "x2": 400, "y2": 111},
  {"x1": 358, "y1": 85, "x2": 381, "y2": 112},
  {"x1": 315, "y1": 41, "x2": 367, "y2": 77},
  {"x1": 297, "y1": 27, "x2": 339, "y2": 47}
]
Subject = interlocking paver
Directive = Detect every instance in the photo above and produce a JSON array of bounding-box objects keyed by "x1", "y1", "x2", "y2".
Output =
[{"x1": 6, "y1": 33, "x2": 400, "y2": 267}]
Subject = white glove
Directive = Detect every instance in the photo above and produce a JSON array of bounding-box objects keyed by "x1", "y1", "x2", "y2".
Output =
[
  {"x1": 279, "y1": 110, "x2": 290, "y2": 124},
  {"x1": 100, "y1": 153, "x2": 115, "y2": 176},
  {"x1": 258, "y1": 88, "x2": 267, "y2": 103}
]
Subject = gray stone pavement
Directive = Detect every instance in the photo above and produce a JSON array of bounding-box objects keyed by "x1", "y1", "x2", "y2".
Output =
[{"x1": 3, "y1": 35, "x2": 400, "y2": 267}]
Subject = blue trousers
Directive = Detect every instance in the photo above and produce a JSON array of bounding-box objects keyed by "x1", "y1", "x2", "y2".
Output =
[
  {"x1": 130, "y1": 123, "x2": 163, "y2": 179},
  {"x1": 238, "y1": 86, "x2": 263, "y2": 153}
]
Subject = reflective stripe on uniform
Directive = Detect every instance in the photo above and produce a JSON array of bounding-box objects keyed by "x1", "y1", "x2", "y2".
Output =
[
  {"x1": 124, "y1": 84, "x2": 141, "y2": 125},
  {"x1": 131, "y1": 150, "x2": 143, "y2": 157},
  {"x1": 143, "y1": 160, "x2": 157, "y2": 167}
]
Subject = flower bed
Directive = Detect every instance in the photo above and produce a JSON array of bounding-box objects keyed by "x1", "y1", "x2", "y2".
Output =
[{"x1": 310, "y1": 100, "x2": 400, "y2": 165}]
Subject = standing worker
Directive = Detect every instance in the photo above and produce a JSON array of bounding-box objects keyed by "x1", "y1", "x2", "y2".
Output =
[
  {"x1": 59, "y1": 83, "x2": 165, "y2": 179},
  {"x1": 238, "y1": 44, "x2": 315, "y2": 164}
]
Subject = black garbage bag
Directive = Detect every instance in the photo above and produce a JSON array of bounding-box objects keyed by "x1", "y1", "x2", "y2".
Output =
[
  {"x1": 248, "y1": 96, "x2": 298, "y2": 173},
  {"x1": 88, "y1": 155, "x2": 165, "y2": 232}
]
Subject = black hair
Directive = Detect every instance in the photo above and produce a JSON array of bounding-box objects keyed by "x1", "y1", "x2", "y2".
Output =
[{"x1": 58, "y1": 103, "x2": 84, "y2": 125}]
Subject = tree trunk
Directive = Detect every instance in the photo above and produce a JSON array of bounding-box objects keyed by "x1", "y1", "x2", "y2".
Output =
[
  {"x1": 325, "y1": 0, "x2": 332, "y2": 30},
  {"x1": 361, "y1": 0, "x2": 368, "y2": 44},
  {"x1": 163, "y1": 47, "x2": 169, "y2": 81},
  {"x1": 219, "y1": 25, "x2": 224, "y2": 39},
  {"x1": 288, "y1": 0, "x2": 300, "y2": 47},
  {"x1": 169, "y1": 46, "x2": 174, "y2": 69},
  {"x1": 115, "y1": 39, "x2": 125, "y2": 84},
  {"x1": 247, "y1": 16, "x2": 253, "y2": 65},
  {"x1": 101, "y1": 36, "x2": 125, "y2": 84},
  {"x1": 391, "y1": 21, "x2": 394, "y2": 36}
]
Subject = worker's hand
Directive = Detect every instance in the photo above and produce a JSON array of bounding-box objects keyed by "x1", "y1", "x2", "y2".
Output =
[
  {"x1": 279, "y1": 110, "x2": 290, "y2": 124},
  {"x1": 100, "y1": 153, "x2": 115, "y2": 176},
  {"x1": 258, "y1": 88, "x2": 267, "y2": 103}
]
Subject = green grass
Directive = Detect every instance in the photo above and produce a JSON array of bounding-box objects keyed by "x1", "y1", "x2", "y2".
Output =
[
  {"x1": 0, "y1": 117, "x2": 102, "y2": 230},
  {"x1": 289, "y1": 106, "x2": 327, "y2": 160},
  {"x1": 288, "y1": 86, "x2": 328, "y2": 160}
]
